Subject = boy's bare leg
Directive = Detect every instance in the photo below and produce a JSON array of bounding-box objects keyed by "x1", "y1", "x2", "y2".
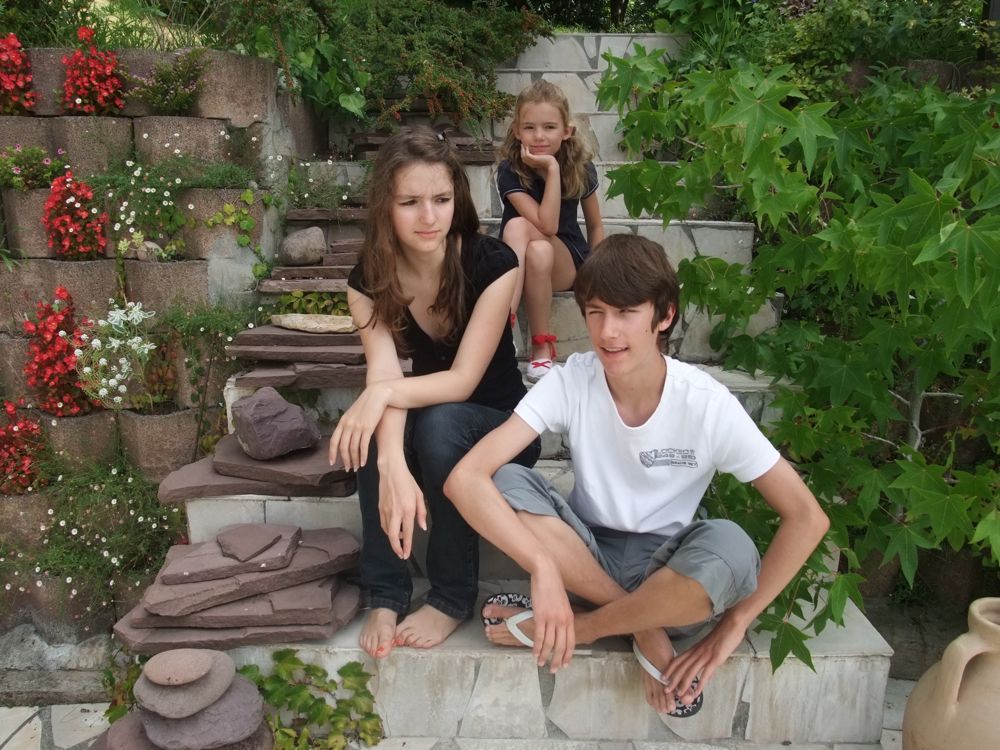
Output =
[
  {"x1": 359, "y1": 607, "x2": 399, "y2": 658},
  {"x1": 395, "y1": 605, "x2": 463, "y2": 649}
]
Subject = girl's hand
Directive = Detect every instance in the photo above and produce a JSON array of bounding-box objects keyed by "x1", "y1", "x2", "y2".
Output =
[
  {"x1": 378, "y1": 460, "x2": 427, "y2": 559},
  {"x1": 520, "y1": 142, "x2": 559, "y2": 173},
  {"x1": 329, "y1": 383, "x2": 392, "y2": 471}
]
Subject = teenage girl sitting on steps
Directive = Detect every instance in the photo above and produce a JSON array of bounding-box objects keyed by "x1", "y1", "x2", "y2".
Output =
[
  {"x1": 497, "y1": 80, "x2": 605, "y2": 381},
  {"x1": 328, "y1": 126, "x2": 540, "y2": 658}
]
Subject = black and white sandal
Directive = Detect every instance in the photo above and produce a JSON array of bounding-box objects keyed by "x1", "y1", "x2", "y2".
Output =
[{"x1": 633, "y1": 641, "x2": 704, "y2": 718}]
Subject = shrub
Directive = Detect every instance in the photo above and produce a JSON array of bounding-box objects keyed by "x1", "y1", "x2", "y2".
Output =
[
  {"x1": 0, "y1": 399, "x2": 45, "y2": 495},
  {"x1": 22, "y1": 286, "x2": 96, "y2": 417},
  {"x1": 0, "y1": 32, "x2": 36, "y2": 114},
  {"x1": 43, "y1": 172, "x2": 110, "y2": 260},
  {"x1": 62, "y1": 26, "x2": 125, "y2": 115}
]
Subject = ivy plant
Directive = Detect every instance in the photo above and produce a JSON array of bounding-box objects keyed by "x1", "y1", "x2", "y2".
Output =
[
  {"x1": 239, "y1": 649, "x2": 383, "y2": 749},
  {"x1": 598, "y1": 50, "x2": 1000, "y2": 667}
]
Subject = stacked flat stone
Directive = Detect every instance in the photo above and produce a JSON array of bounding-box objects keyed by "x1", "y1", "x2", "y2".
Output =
[
  {"x1": 93, "y1": 649, "x2": 273, "y2": 750},
  {"x1": 114, "y1": 523, "x2": 361, "y2": 654}
]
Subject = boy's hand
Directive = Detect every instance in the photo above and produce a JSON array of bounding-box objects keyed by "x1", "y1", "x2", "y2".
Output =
[
  {"x1": 329, "y1": 383, "x2": 392, "y2": 471},
  {"x1": 377, "y1": 461, "x2": 427, "y2": 559},
  {"x1": 657, "y1": 612, "x2": 746, "y2": 703},
  {"x1": 529, "y1": 558, "x2": 575, "y2": 671}
]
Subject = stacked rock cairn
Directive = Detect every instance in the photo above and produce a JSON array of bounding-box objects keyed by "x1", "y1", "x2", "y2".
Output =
[{"x1": 92, "y1": 648, "x2": 271, "y2": 750}]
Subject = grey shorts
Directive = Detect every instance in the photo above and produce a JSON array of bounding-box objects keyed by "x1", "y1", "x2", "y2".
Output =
[{"x1": 493, "y1": 463, "x2": 761, "y2": 636}]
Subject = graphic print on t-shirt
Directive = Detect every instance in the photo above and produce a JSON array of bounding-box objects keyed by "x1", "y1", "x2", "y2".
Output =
[{"x1": 639, "y1": 448, "x2": 698, "y2": 469}]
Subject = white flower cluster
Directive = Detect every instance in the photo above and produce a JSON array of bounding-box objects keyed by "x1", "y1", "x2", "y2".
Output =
[{"x1": 76, "y1": 299, "x2": 158, "y2": 410}]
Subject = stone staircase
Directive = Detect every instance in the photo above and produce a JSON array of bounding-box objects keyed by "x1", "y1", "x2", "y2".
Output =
[{"x1": 163, "y1": 33, "x2": 893, "y2": 747}]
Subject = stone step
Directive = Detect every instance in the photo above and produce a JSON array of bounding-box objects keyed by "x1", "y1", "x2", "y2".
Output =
[
  {"x1": 226, "y1": 343, "x2": 364, "y2": 364},
  {"x1": 257, "y1": 278, "x2": 348, "y2": 294},
  {"x1": 232, "y1": 363, "x2": 371, "y2": 390},
  {"x1": 270, "y1": 265, "x2": 351, "y2": 279},
  {"x1": 232, "y1": 325, "x2": 360, "y2": 348},
  {"x1": 224, "y1": 592, "x2": 891, "y2": 745}
]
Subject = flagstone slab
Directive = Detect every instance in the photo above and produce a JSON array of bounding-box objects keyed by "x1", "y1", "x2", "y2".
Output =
[
  {"x1": 131, "y1": 578, "x2": 342, "y2": 628},
  {"x1": 144, "y1": 648, "x2": 219, "y2": 686},
  {"x1": 212, "y1": 434, "x2": 350, "y2": 487},
  {"x1": 104, "y1": 712, "x2": 158, "y2": 750},
  {"x1": 114, "y1": 602, "x2": 342, "y2": 655},
  {"x1": 217, "y1": 523, "x2": 283, "y2": 562},
  {"x1": 158, "y1": 456, "x2": 355, "y2": 504},
  {"x1": 159, "y1": 524, "x2": 300, "y2": 584},
  {"x1": 225, "y1": 343, "x2": 364, "y2": 364},
  {"x1": 232, "y1": 324, "x2": 361, "y2": 347},
  {"x1": 140, "y1": 528, "x2": 359, "y2": 616}
]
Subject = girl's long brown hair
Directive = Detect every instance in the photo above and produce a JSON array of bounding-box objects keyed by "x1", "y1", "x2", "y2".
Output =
[
  {"x1": 498, "y1": 79, "x2": 594, "y2": 199},
  {"x1": 360, "y1": 126, "x2": 480, "y2": 353}
]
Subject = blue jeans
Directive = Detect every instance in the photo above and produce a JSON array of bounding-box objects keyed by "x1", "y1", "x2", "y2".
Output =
[{"x1": 357, "y1": 402, "x2": 540, "y2": 620}]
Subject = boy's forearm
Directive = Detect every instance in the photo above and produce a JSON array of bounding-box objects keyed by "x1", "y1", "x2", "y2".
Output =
[{"x1": 446, "y1": 465, "x2": 552, "y2": 576}]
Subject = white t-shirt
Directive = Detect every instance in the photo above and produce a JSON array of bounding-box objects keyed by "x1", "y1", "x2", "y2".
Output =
[{"x1": 515, "y1": 352, "x2": 780, "y2": 538}]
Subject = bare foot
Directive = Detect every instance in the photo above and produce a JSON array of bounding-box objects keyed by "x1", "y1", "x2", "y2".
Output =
[
  {"x1": 360, "y1": 608, "x2": 398, "y2": 659},
  {"x1": 394, "y1": 605, "x2": 463, "y2": 649},
  {"x1": 482, "y1": 603, "x2": 535, "y2": 647},
  {"x1": 634, "y1": 628, "x2": 691, "y2": 714}
]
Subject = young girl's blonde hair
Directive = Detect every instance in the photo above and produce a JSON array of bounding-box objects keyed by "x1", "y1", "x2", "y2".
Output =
[{"x1": 498, "y1": 80, "x2": 594, "y2": 199}]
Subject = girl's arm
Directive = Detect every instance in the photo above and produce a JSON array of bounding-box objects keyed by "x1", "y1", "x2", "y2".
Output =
[
  {"x1": 332, "y1": 269, "x2": 517, "y2": 469},
  {"x1": 507, "y1": 146, "x2": 562, "y2": 235},
  {"x1": 581, "y1": 191, "x2": 604, "y2": 247}
]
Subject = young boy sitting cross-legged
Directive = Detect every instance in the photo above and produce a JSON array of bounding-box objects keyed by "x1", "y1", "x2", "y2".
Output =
[{"x1": 444, "y1": 234, "x2": 829, "y2": 715}]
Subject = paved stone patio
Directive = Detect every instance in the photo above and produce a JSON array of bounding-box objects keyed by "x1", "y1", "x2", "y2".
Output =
[{"x1": 0, "y1": 677, "x2": 913, "y2": 749}]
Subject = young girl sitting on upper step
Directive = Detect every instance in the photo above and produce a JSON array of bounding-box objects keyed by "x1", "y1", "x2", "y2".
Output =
[{"x1": 497, "y1": 79, "x2": 605, "y2": 381}]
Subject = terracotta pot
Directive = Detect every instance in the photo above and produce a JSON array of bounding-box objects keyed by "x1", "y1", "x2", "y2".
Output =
[
  {"x1": 118, "y1": 408, "x2": 199, "y2": 482},
  {"x1": 902, "y1": 597, "x2": 1000, "y2": 750}
]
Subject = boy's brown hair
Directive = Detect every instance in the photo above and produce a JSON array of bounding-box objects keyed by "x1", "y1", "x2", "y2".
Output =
[{"x1": 573, "y1": 234, "x2": 680, "y2": 348}]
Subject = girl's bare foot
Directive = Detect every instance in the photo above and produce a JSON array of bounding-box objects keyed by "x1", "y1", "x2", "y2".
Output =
[
  {"x1": 360, "y1": 608, "x2": 399, "y2": 658},
  {"x1": 394, "y1": 605, "x2": 462, "y2": 648}
]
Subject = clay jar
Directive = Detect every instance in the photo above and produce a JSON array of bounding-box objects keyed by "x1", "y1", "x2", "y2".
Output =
[{"x1": 902, "y1": 597, "x2": 1000, "y2": 750}]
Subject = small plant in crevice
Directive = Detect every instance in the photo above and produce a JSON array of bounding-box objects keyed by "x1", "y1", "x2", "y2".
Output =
[
  {"x1": 0, "y1": 145, "x2": 66, "y2": 191},
  {"x1": 204, "y1": 188, "x2": 272, "y2": 282},
  {"x1": 127, "y1": 48, "x2": 207, "y2": 116},
  {"x1": 268, "y1": 291, "x2": 350, "y2": 318},
  {"x1": 239, "y1": 649, "x2": 383, "y2": 749},
  {"x1": 102, "y1": 648, "x2": 147, "y2": 724},
  {"x1": 162, "y1": 302, "x2": 263, "y2": 456}
]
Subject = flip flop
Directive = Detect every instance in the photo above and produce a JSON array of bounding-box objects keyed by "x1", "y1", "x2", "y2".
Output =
[
  {"x1": 632, "y1": 640, "x2": 704, "y2": 718},
  {"x1": 481, "y1": 592, "x2": 535, "y2": 647},
  {"x1": 481, "y1": 592, "x2": 532, "y2": 626}
]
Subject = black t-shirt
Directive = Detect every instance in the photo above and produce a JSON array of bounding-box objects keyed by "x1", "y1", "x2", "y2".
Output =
[
  {"x1": 496, "y1": 159, "x2": 599, "y2": 266},
  {"x1": 347, "y1": 232, "x2": 526, "y2": 412}
]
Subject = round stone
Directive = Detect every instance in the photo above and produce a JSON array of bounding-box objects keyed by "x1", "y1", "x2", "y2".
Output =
[
  {"x1": 140, "y1": 674, "x2": 264, "y2": 750},
  {"x1": 106, "y1": 712, "x2": 159, "y2": 750},
  {"x1": 134, "y1": 650, "x2": 236, "y2": 719},
  {"x1": 144, "y1": 648, "x2": 219, "y2": 686}
]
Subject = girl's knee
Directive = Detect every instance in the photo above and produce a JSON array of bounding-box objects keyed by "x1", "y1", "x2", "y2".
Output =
[
  {"x1": 503, "y1": 217, "x2": 535, "y2": 243},
  {"x1": 525, "y1": 239, "x2": 554, "y2": 270}
]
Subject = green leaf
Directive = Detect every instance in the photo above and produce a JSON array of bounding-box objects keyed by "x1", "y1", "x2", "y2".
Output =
[
  {"x1": 715, "y1": 79, "x2": 798, "y2": 162},
  {"x1": 768, "y1": 620, "x2": 816, "y2": 672},
  {"x1": 780, "y1": 102, "x2": 836, "y2": 175},
  {"x1": 240, "y1": 189, "x2": 254, "y2": 206},
  {"x1": 882, "y1": 524, "x2": 935, "y2": 587},
  {"x1": 972, "y1": 509, "x2": 1000, "y2": 565}
]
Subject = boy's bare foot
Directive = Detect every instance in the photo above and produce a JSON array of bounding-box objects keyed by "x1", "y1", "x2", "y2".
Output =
[
  {"x1": 394, "y1": 605, "x2": 462, "y2": 649},
  {"x1": 482, "y1": 602, "x2": 536, "y2": 647},
  {"x1": 360, "y1": 608, "x2": 399, "y2": 658}
]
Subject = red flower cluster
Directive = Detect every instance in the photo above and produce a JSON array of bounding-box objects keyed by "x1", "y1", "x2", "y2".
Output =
[
  {"x1": 0, "y1": 399, "x2": 44, "y2": 495},
  {"x1": 0, "y1": 33, "x2": 36, "y2": 115},
  {"x1": 22, "y1": 287, "x2": 96, "y2": 417},
  {"x1": 43, "y1": 171, "x2": 109, "y2": 259},
  {"x1": 61, "y1": 26, "x2": 123, "y2": 115}
]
